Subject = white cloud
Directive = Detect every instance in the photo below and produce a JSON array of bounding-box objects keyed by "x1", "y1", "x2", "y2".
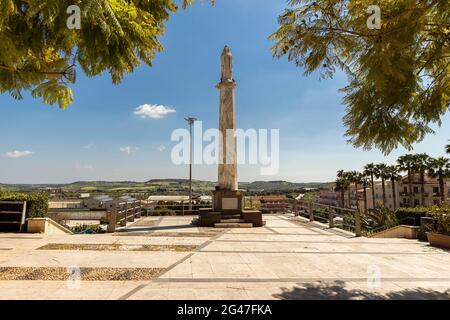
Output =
[
  {"x1": 5, "y1": 150, "x2": 34, "y2": 158},
  {"x1": 120, "y1": 146, "x2": 139, "y2": 155},
  {"x1": 134, "y1": 104, "x2": 176, "y2": 119},
  {"x1": 158, "y1": 145, "x2": 166, "y2": 152},
  {"x1": 75, "y1": 163, "x2": 93, "y2": 170},
  {"x1": 83, "y1": 143, "x2": 95, "y2": 149}
]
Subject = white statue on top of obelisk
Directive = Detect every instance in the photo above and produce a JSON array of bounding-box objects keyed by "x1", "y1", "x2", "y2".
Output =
[
  {"x1": 221, "y1": 45, "x2": 233, "y2": 81},
  {"x1": 217, "y1": 45, "x2": 238, "y2": 192}
]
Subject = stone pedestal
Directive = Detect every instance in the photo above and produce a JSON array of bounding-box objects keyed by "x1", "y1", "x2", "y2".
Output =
[
  {"x1": 198, "y1": 208, "x2": 264, "y2": 228},
  {"x1": 197, "y1": 189, "x2": 264, "y2": 227},
  {"x1": 212, "y1": 189, "x2": 244, "y2": 214}
]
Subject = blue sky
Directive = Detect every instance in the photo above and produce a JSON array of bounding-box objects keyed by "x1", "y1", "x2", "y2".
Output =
[{"x1": 0, "y1": 0, "x2": 449, "y2": 184}]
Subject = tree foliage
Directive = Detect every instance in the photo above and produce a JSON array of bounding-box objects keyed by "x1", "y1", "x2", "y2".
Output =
[
  {"x1": 271, "y1": 0, "x2": 450, "y2": 154},
  {"x1": 0, "y1": 0, "x2": 212, "y2": 108},
  {"x1": 0, "y1": 191, "x2": 49, "y2": 217}
]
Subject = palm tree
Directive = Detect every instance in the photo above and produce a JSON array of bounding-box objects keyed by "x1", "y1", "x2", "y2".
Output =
[
  {"x1": 347, "y1": 171, "x2": 361, "y2": 209},
  {"x1": 364, "y1": 163, "x2": 377, "y2": 210},
  {"x1": 413, "y1": 153, "x2": 430, "y2": 206},
  {"x1": 374, "y1": 163, "x2": 388, "y2": 208},
  {"x1": 446, "y1": 142, "x2": 450, "y2": 154},
  {"x1": 334, "y1": 177, "x2": 349, "y2": 208},
  {"x1": 359, "y1": 173, "x2": 369, "y2": 212},
  {"x1": 339, "y1": 171, "x2": 354, "y2": 207},
  {"x1": 428, "y1": 157, "x2": 450, "y2": 203},
  {"x1": 397, "y1": 154, "x2": 415, "y2": 206},
  {"x1": 385, "y1": 165, "x2": 401, "y2": 211}
]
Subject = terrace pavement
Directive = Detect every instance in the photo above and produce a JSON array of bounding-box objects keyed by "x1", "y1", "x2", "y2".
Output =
[{"x1": 0, "y1": 214, "x2": 449, "y2": 300}]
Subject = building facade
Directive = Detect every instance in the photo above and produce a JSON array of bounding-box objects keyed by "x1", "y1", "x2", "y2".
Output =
[{"x1": 318, "y1": 174, "x2": 449, "y2": 211}]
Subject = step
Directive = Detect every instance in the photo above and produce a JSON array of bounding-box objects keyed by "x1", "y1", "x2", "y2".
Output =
[
  {"x1": 214, "y1": 222, "x2": 253, "y2": 228},
  {"x1": 221, "y1": 214, "x2": 241, "y2": 219},
  {"x1": 220, "y1": 219, "x2": 245, "y2": 223}
]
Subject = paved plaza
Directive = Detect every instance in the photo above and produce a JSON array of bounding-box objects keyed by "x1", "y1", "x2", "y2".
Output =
[{"x1": 0, "y1": 214, "x2": 449, "y2": 300}]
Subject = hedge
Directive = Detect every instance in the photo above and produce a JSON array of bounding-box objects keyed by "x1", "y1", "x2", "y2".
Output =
[
  {"x1": 394, "y1": 207, "x2": 430, "y2": 226},
  {"x1": 0, "y1": 191, "x2": 49, "y2": 218}
]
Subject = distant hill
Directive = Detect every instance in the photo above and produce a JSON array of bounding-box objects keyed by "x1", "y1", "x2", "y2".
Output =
[
  {"x1": 0, "y1": 179, "x2": 328, "y2": 194},
  {"x1": 243, "y1": 180, "x2": 327, "y2": 191}
]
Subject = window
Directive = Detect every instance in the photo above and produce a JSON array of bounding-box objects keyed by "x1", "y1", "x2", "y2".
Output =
[
  {"x1": 414, "y1": 199, "x2": 420, "y2": 206},
  {"x1": 413, "y1": 187, "x2": 419, "y2": 194}
]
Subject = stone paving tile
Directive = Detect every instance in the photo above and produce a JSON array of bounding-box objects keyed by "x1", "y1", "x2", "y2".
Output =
[{"x1": 1, "y1": 215, "x2": 450, "y2": 299}]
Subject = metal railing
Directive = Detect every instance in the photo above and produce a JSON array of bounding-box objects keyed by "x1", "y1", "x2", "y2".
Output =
[
  {"x1": 295, "y1": 201, "x2": 362, "y2": 236},
  {"x1": 106, "y1": 201, "x2": 143, "y2": 232}
]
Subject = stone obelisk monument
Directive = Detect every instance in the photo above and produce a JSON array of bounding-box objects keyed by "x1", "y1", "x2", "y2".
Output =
[
  {"x1": 217, "y1": 46, "x2": 238, "y2": 192},
  {"x1": 212, "y1": 46, "x2": 243, "y2": 214},
  {"x1": 197, "y1": 46, "x2": 263, "y2": 228}
]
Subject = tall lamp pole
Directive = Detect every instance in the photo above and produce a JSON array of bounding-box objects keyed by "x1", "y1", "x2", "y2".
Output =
[{"x1": 185, "y1": 117, "x2": 197, "y2": 211}]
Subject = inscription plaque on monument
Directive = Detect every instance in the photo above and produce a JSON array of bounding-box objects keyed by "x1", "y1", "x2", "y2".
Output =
[{"x1": 222, "y1": 198, "x2": 238, "y2": 210}]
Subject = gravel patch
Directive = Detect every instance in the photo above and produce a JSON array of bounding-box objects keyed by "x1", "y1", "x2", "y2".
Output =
[
  {"x1": 37, "y1": 243, "x2": 197, "y2": 252},
  {"x1": 0, "y1": 267, "x2": 163, "y2": 281}
]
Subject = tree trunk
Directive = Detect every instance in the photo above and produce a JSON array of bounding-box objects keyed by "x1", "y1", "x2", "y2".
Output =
[
  {"x1": 420, "y1": 171, "x2": 425, "y2": 206},
  {"x1": 341, "y1": 190, "x2": 345, "y2": 208},
  {"x1": 382, "y1": 178, "x2": 386, "y2": 207},
  {"x1": 408, "y1": 170, "x2": 413, "y2": 207},
  {"x1": 363, "y1": 180, "x2": 368, "y2": 212},
  {"x1": 391, "y1": 180, "x2": 397, "y2": 211},
  {"x1": 371, "y1": 174, "x2": 376, "y2": 209},
  {"x1": 439, "y1": 175, "x2": 445, "y2": 203},
  {"x1": 348, "y1": 189, "x2": 351, "y2": 208},
  {"x1": 354, "y1": 182, "x2": 358, "y2": 210}
]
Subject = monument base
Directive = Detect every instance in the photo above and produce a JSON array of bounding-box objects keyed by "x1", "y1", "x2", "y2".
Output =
[
  {"x1": 196, "y1": 189, "x2": 264, "y2": 228},
  {"x1": 212, "y1": 189, "x2": 244, "y2": 214},
  {"x1": 197, "y1": 209, "x2": 264, "y2": 228}
]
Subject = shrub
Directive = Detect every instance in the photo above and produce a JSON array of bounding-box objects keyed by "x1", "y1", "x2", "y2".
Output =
[
  {"x1": 428, "y1": 205, "x2": 450, "y2": 236},
  {"x1": 151, "y1": 206, "x2": 177, "y2": 216},
  {"x1": 394, "y1": 207, "x2": 430, "y2": 226},
  {"x1": 0, "y1": 191, "x2": 48, "y2": 218},
  {"x1": 71, "y1": 224, "x2": 100, "y2": 234},
  {"x1": 363, "y1": 207, "x2": 398, "y2": 231}
]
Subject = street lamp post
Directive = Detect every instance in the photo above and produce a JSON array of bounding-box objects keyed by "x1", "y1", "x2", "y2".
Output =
[{"x1": 185, "y1": 117, "x2": 197, "y2": 211}]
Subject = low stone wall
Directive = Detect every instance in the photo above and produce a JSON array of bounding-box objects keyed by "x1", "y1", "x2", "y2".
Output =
[
  {"x1": 48, "y1": 201, "x2": 83, "y2": 209},
  {"x1": 48, "y1": 210, "x2": 107, "y2": 222},
  {"x1": 370, "y1": 225, "x2": 420, "y2": 239},
  {"x1": 27, "y1": 218, "x2": 73, "y2": 235}
]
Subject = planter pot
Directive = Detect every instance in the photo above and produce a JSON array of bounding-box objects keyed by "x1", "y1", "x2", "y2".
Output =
[{"x1": 427, "y1": 232, "x2": 450, "y2": 250}]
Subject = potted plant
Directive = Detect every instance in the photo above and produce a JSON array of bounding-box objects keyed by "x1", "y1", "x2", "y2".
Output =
[{"x1": 426, "y1": 205, "x2": 450, "y2": 249}]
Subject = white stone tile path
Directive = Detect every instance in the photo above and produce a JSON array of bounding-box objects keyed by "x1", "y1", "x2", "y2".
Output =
[{"x1": 0, "y1": 215, "x2": 449, "y2": 299}]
